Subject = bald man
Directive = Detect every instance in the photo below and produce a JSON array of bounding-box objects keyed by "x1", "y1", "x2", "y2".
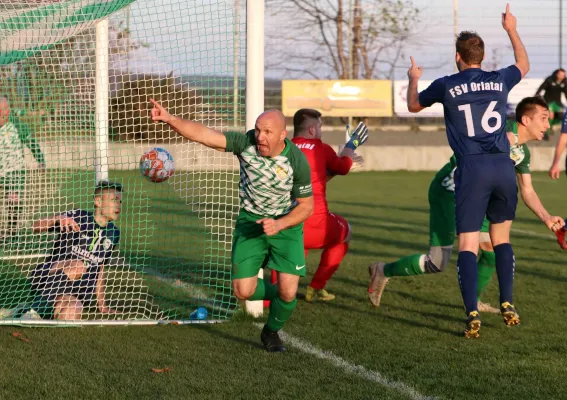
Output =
[
  {"x1": 0, "y1": 97, "x2": 45, "y2": 237},
  {"x1": 150, "y1": 100, "x2": 313, "y2": 352}
]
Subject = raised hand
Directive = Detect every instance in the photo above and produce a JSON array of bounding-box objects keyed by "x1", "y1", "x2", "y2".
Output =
[
  {"x1": 57, "y1": 215, "x2": 80, "y2": 233},
  {"x1": 350, "y1": 153, "x2": 365, "y2": 170},
  {"x1": 501, "y1": 3, "x2": 517, "y2": 32},
  {"x1": 149, "y1": 98, "x2": 173, "y2": 124},
  {"x1": 407, "y1": 56, "x2": 423, "y2": 80},
  {"x1": 345, "y1": 122, "x2": 369, "y2": 150}
]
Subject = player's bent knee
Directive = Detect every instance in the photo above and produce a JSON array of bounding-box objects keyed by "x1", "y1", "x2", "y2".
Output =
[
  {"x1": 424, "y1": 246, "x2": 453, "y2": 273},
  {"x1": 277, "y1": 282, "x2": 298, "y2": 302},
  {"x1": 458, "y1": 232, "x2": 480, "y2": 254},
  {"x1": 54, "y1": 295, "x2": 83, "y2": 320},
  {"x1": 276, "y1": 274, "x2": 299, "y2": 301},
  {"x1": 489, "y1": 221, "x2": 512, "y2": 246},
  {"x1": 232, "y1": 278, "x2": 257, "y2": 300},
  {"x1": 479, "y1": 238, "x2": 493, "y2": 252},
  {"x1": 479, "y1": 232, "x2": 491, "y2": 246},
  {"x1": 278, "y1": 290, "x2": 296, "y2": 303}
]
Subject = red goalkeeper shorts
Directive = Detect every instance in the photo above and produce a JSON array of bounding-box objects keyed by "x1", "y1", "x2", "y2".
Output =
[{"x1": 303, "y1": 212, "x2": 350, "y2": 250}]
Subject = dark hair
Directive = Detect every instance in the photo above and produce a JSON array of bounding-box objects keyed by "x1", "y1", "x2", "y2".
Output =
[
  {"x1": 515, "y1": 96, "x2": 549, "y2": 124},
  {"x1": 552, "y1": 68, "x2": 566, "y2": 80},
  {"x1": 293, "y1": 108, "x2": 322, "y2": 137},
  {"x1": 455, "y1": 31, "x2": 484, "y2": 65},
  {"x1": 94, "y1": 180, "x2": 123, "y2": 197}
]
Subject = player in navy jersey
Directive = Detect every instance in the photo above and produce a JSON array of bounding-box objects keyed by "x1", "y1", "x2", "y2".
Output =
[
  {"x1": 406, "y1": 4, "x2": 534, "y2": 338},
  {"x1": 27, "y1": 181, "x2": 122, "y2": 320}
]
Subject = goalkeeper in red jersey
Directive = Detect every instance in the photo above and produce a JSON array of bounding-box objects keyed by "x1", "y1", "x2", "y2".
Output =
[{"x1": 291, "y1": 109, "x2": 368, "y2": 302}]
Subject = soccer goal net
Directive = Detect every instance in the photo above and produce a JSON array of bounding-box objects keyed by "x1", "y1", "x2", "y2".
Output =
[{"x1": 0, "y1": 0, "x2": 246, "y2": 325}]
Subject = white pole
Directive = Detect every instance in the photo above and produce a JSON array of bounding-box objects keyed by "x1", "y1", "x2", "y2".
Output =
[
  {"x1": 245, "y1": 0, "x2": 265, "y2": 317},
  {"x1": 233, "y1": 0, "x2": 240, "y2": 128},
  {"x1": 95, "y1": 19, "x2": 110, "y2": 183}
]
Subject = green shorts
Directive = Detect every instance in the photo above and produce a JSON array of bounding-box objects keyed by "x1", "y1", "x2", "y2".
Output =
[
  {"x1": 0, "y1": 170, "x2": 25, "y2": 195},
  {"x1": 231, "y1": 209, "x2": 306, "y2": 279},
  {"x1": 428, "y1": 178, "x2": 456, "y2": 247}
]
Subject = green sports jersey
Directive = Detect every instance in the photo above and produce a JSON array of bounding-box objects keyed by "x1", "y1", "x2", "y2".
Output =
[
  {"x1": 224, "y1": 130, "x2": 313, "y2": 217},
  {"x1": 436, "y1": 124, "x2": 530, "y2": 192},
  {"x1": 435, "y1": 155, "x2": 457, "y2": 192},
  {"x1": 506, "y1": 120, "x2": 531, "y2": 174},
  {"x1": 0, "y1": 121, "x2": 27, "y2": 178}
]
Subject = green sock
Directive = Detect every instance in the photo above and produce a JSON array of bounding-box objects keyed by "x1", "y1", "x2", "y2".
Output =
[
  {"x1": 266, "y1": 296, "x2": 297, "y2": 331},
  {"x1": 384, "y1": 254, "x2": 424, "y2": 277},
  {"x1": 477, "y1": 250, "x2": 496, "y2": 300},
  {"x1": 248, "y1": 278, "x2": 277, "y2": 301}
]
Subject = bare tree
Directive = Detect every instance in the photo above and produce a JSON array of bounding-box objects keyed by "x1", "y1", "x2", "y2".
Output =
[{"x1": 265, "y1": 0, "x2": 419, "y2": 80}]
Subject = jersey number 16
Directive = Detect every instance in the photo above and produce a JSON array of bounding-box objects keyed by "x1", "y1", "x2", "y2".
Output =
[{"x1": 458, "y1": 101, "x2": 501, "y2": 137}]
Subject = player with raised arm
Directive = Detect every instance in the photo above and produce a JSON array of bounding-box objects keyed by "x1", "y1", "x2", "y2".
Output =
[
  {"x1": 548, "y1": 111, "x2": 567, "y2": 249},
  {"x1": 368, "y1": 97, "x2": 565, "y2": 312},
  {"x1": 402, "y1": 4, "x2": 532, "y2": 338},
  {"x1": 150, "y1": 99, "x2": 313, "y2": 352},
  {"x1": 291, "y1": 109, "x2": 368, "y2": 302},
  {"x1": 27, "y1": 181, "x2": 122, "y2": 320}
]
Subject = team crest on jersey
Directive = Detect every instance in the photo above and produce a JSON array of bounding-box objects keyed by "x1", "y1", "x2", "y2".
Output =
[
  {"x1": 509, "y1": 145, "x2": 525, "y2": 166},
  {"x1": 274, "y1": 165, "x2": 288, "y2": 180},
  {"x1": 103, "y1": 238, "x2": 113, "y2": 250}
]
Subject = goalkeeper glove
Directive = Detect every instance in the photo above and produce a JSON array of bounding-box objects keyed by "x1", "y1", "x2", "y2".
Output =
[{"x1": 345, "y1": 122, "x2": 369, "y2": 150}]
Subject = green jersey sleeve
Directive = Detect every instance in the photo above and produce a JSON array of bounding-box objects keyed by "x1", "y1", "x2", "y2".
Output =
[
  {"x1": 10, "y1": 116, "x2": 46, "y2": 165},
  {"x1": 449, "y1": 154, "x2": 457, "y2": 169},
  {"x1": 224, "y1": 130, "x2": 255, "y2": 155},
  {"x1": 515, "y1": 144, "x2": 531, "y2": 174},
  {"x1": 288, "y1": 142, "x2": 313, "y2": 198}
]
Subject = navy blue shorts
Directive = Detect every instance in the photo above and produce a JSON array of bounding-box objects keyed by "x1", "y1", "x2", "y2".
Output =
[
  {"x1": 454, "y1": 153, "x2": 517, "y2": 234},
  {"x1": 30, "y1": 263, "x2": 97, "y2": 319}
]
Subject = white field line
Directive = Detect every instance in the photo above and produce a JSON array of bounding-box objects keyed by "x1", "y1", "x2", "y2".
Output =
[
  {"x1": 530, "y1": 178, "x2": 559, "y2": 184},
  {"x1": 369, "y1": 220, "x2": 554, "y2": 240},
  {"x1": 510, "y1": 227, "x2": 554, "y2": 239},
  {"x1": 254, "y1": 323, "x2": 440, "y2": 400}
]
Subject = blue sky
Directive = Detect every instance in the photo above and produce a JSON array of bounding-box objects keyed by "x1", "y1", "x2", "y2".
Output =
[{"x1": 124, "y1": 0, "x2": 565, "y2": 80}]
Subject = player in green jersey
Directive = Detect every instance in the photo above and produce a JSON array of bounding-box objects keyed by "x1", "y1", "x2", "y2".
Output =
[
  {"x1": 149, "y1": 99, "x2": 314, "y2": 352},
  {"x1": 0, "y1": 97, "x2": 46, "y2": 237},
  {"x1": 368, "y1": 97, "x2": 565, "y2": 321}
]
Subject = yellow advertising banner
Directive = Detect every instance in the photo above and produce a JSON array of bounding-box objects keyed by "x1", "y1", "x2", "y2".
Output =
[{"x1": 282, "y1": 80, "x2": 392, "y2": 117}]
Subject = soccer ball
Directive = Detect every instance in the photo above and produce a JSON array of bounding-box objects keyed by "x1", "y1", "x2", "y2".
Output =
[{"x1": 139, "y1": 148, "x2": 175, "y2": 183}]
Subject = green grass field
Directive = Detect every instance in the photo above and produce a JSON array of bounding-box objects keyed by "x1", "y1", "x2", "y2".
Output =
[{"x1": 0, "y1": 171, "x2": 566, "y2": 400}]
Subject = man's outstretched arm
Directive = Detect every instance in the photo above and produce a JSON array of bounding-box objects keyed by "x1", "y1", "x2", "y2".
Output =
[
  {"x1": 150, "y1": 98, "x2": 227, "y2": 152},
  {"x1": 517, "y1": 173, "x2": 564, "y2": 232}
]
